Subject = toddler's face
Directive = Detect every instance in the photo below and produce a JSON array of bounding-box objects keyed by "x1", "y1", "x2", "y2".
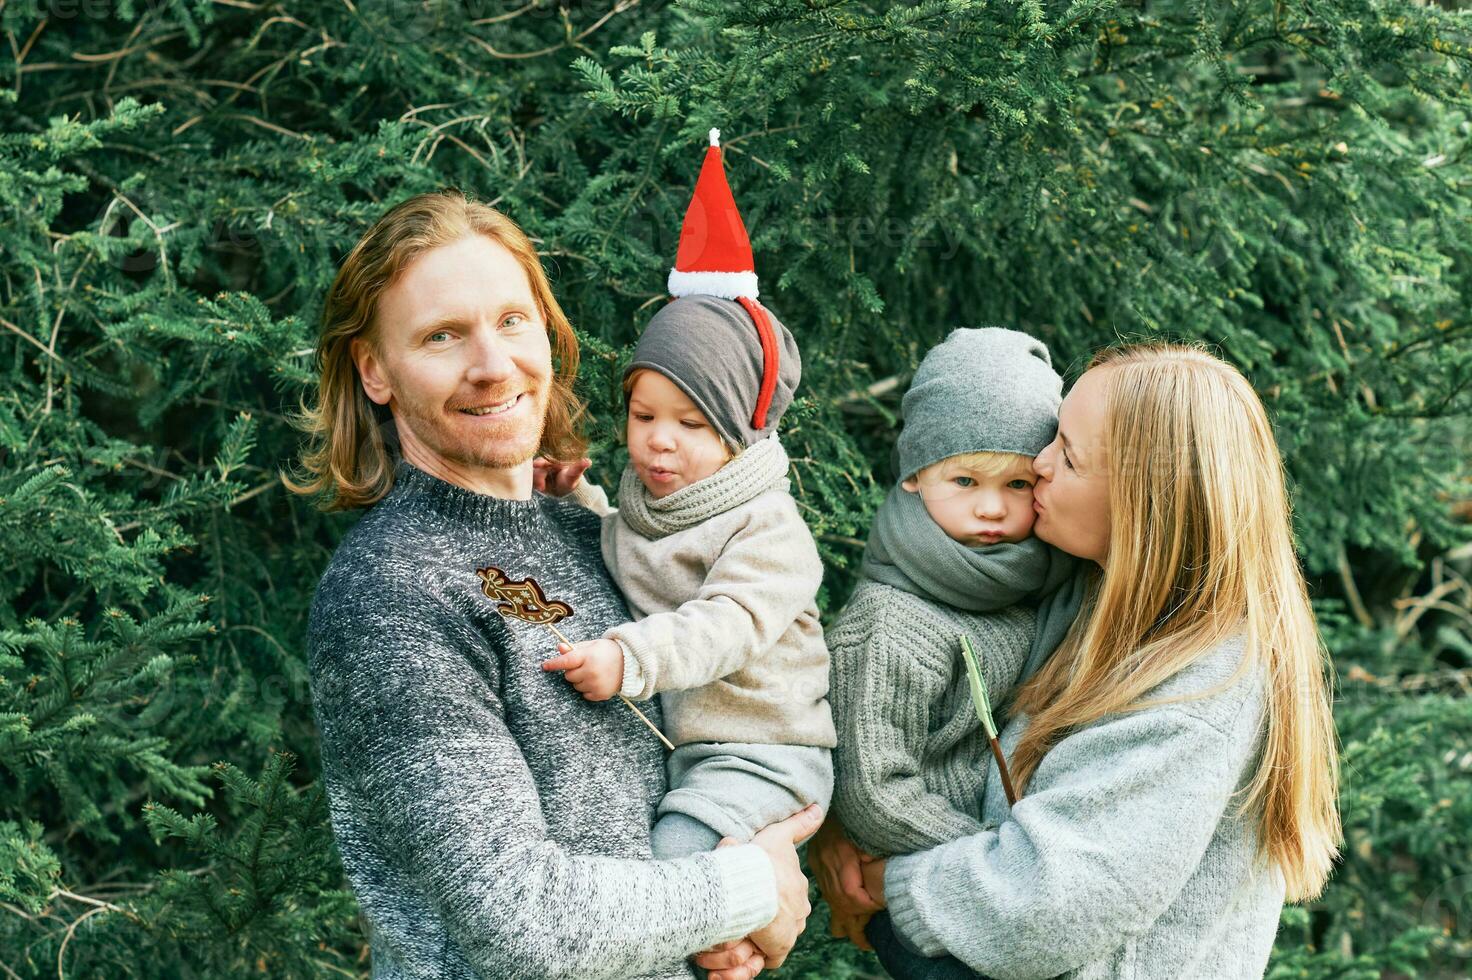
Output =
[
  {"x1": 626, "y1": 370, "x2": 731, "y2": 499},
  {"x1": 902, "y1": 456, "x2": 1038, "y2": 545}
]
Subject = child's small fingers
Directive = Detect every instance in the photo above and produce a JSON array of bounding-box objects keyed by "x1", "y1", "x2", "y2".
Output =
[{"x1": 560, "y1": 460, "x2": 591, "y2": 491}]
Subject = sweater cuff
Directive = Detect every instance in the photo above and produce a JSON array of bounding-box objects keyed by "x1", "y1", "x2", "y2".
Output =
[
  {"x1": 883, "y1": 851, "x2": 946, "y2": 957},
  {"x1": 567, "y1": 477, "x2": 613, "y2": 515},
  {"x1": 614, "y1": 637, "x2": 644, "y2": 699},
  {"x1": 707, "y1": 844, "x2": 779, "y2": 941},
  {"x1": 606, "y1": 625, "x2": 656, "y2": 700}
]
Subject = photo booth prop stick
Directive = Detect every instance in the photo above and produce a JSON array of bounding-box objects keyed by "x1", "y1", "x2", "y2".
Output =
[
  {"x1": 958, "y1": 635, "x2": 1019, "y2": 806},
  {"x1": 477, "y1": 566, "x2": 675, "y2": 752}
]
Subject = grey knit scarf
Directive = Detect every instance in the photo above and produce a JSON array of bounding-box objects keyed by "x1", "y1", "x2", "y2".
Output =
[
  {"x1": 860, "y1": 482, "x2": 1078, "y2": 613},
  {"x1": 617, "y1": 434, "x2": 791, "y2": 540}
]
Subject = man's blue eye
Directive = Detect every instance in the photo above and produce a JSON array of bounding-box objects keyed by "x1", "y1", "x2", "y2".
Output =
[
  {"x1": 954, "y1": 476, "x2": 975, "y2": 487},
  {"x1": 428, "y1": 331, "x2": 450, "y2": 342},
  {"x1": 1008, "y1": 479, "x2": 1032, "y2": 490}
]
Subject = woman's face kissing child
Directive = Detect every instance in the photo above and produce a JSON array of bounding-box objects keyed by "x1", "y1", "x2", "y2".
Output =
[
  {"x1": 626, "y1": 369, "x2": 733, "y2": 499},
  {"x1": 902, "y1": 452, "x2": 1038, "y2": 545}
]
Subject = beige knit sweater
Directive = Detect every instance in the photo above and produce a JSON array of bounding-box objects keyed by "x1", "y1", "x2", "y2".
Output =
[{"x1": 570, "y1": 478, "x2": 837, "y2": 749}]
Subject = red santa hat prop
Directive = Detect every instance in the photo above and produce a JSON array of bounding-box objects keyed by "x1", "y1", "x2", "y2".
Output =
[{"x1": 667, "y1": 128, "x2": 781, "y2": 430}]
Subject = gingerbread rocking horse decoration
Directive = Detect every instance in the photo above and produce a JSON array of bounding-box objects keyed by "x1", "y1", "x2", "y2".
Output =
[{"x1": 476, "y1": 565, "x2": 675, "y2": 751}]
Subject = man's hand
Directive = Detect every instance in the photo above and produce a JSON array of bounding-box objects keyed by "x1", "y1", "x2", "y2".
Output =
[
  {"x1": 695, "y1": 838, "x2": 767, "y2": 980},
  {"x1": 807, "y1": 815, "x2": 883, "y2": 917},
  {"x1": 700, "y1": 802, "x2": 824, "y2": 978},
  {"x1": 532, "y1": 456, "x2": 591, "y2": 496},
  {"x1": 694, "y1": 939, "x2": 765, "y2": 980},
  {"x1": 541, "y1": 639, "x2": 624, "y2": 701}
]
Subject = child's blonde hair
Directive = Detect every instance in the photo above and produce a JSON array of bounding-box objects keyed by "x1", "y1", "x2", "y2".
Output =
[{"x1": 911, "y1": 450, "x2": 1035, "y2": 485}]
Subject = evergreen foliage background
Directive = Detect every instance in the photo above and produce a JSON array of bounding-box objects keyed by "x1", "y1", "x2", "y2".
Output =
[{"x1": 1, "y1": 0, "x2": 1469, "y2": 976}]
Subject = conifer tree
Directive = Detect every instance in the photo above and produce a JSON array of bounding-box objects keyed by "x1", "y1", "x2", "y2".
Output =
[{"x1": 0, "y1": 1, "x2": 1468, "y2": 976}]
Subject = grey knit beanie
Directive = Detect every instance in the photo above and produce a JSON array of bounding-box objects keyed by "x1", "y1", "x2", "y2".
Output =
[
  {"x1": 624, "y1": 295, "x2": 801, "y2": 450},
  {"x1": 896, "y1": 327, "x2": 1063, "y2": 480}
]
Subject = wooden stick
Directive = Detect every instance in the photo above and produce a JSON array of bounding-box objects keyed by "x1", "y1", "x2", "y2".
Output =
[
  {"x1": 959, "y1": 635, "x2": 1021, "y2": 806},
  {"x1": 988, "y1": 736, "x2": 1019, "y2": 806},
  {"x1": 547, "y1": 623, "x2": 675, "y2": 752}
]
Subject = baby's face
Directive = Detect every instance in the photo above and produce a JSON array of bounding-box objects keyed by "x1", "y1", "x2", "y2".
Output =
[
  {"x1": 902, "y1": 456, "x2": 1038, "y2": 545},
  {"x1": 626, "y1": 370, "x2": 731, "y2": 499}
]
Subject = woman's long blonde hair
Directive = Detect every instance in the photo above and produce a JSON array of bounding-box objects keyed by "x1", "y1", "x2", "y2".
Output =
[
  {"x1": 284, "y1": 190, "x2": 586, "y2": 510},
  {"x1": 1009, "y1": 342, "x2": 1341, "y2": 902}
]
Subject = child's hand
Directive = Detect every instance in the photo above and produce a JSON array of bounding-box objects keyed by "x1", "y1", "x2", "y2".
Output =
[
  {"x1": 542, "y1": 638, "x2": 624, "y2": 701},
  {"x1": 532, "y1": 456, "x2": 591, "y2": 497}
]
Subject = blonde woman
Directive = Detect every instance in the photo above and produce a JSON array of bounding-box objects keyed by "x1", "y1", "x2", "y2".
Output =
[{"x1": 786, "y1": 344, "x2": 1342, "y2": 980}]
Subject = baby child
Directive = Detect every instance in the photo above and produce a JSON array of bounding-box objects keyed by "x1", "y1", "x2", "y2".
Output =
[
  {"x1": 541, "y1": 294, "x2": 836, "y2": 859},
  {"x1": 826, "y1": 327, "x2": 1077, "y2": 973}
]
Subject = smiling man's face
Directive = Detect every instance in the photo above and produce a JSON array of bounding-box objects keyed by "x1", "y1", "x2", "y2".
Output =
[{"x1": 352, "y1": 234, "x2": 552, "y2": 489}]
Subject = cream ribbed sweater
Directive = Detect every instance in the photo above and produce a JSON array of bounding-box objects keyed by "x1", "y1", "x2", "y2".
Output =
[{"x1": 570, "y1": 477, "x2": 837, "y2": 749}]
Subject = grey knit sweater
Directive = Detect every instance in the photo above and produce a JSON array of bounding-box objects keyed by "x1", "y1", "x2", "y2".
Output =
[
  {"x1": 306, "y1": 461, "x2": 778, "y2": 980},
  {"x1": 828, "y1": 580, "x2": 1036, "y2": 858},
  {"x1": 885, "y1": 632, "x2": 1286, "y2": 979}
]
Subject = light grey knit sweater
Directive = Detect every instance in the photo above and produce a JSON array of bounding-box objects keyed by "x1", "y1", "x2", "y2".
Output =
[
  {"x1": 884, "y1": 631, "x2": 1286, "y2": 979},
  {"x1": 307, "y1": 461, "x2": 778, "y2": 980},
  {"x1": 828, "y1": 579, "x2": 1036, "y2": 858}
]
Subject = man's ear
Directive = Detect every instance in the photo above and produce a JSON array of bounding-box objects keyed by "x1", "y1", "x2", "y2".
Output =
[
  {"x1": 900, "y1": 476, "x2": 919, "y2": 493},
  {"x1": 350, "y1": 335, "x2": 392, "y2": 406}
]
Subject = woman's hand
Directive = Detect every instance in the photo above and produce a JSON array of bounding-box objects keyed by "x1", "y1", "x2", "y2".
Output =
[
  {"x1": 806, "y1": 815, "x2": 881, "y2": 950},
  {"x1": 808, "y1": 815, "x2": 883, "y2": 914},
  {"x1": 828, "y1": 907, "x2": 875, "y2": 951},
  {"x1": 859, "y1": 854, "x2": 888, "y2": 910}
]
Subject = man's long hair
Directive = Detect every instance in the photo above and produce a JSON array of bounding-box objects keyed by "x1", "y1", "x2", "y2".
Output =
[{"x1": 284, "y1": 190, "x2": 586, "y2": 510}]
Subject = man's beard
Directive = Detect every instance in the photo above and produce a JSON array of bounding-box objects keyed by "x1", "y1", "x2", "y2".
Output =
[{"x1": 391, "y1": 384, "x2": 549, "y2": 470}]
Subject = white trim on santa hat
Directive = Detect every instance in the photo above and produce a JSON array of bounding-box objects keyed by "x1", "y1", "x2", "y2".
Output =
[{"x1": 667, "y1": 268, "x2": 760, "y2": 301}]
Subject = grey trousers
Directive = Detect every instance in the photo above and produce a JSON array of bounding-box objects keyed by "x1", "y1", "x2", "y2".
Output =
[{"x1": 650, "y1": 741, "x2": 834, "y2": 858}]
